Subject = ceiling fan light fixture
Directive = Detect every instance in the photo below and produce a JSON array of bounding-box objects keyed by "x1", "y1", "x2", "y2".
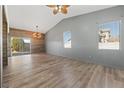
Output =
[
  {"x1": 47, "y1": 5, "x2": 70, "y2": 15},
  {"x1": 58, "y1": 5, "x2": 62, "y2": 12},
  {"x1": 32, "y1": 25, "x2": 42, "y2": 39}
]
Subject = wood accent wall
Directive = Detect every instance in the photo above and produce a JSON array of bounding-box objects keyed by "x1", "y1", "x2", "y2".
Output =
[
  {"x1": 2, "y1": 6, "x2": 8, "y2": 66},
  {"x1": 9, "y1": 28, "x2": 45, "y2": 55},
  {"x1": 0, "y1": 6, "x2": 2, "y2": 88}
]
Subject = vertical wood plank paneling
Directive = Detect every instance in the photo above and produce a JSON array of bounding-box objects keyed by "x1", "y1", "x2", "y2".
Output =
[
  {"x1": 9, "y1": 28, "x2": 45, "y2": 55},
  {"x1": 0, "y1": 5, "x2": 2, "y2": 88},
  {"x1": 2, "y1": 6, "x2": 8, "y2": 66}
]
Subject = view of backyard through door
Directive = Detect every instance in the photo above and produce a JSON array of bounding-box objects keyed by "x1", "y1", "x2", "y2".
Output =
[{"x1": 11, "y1": 37, "x2": 31, "y2": 56}]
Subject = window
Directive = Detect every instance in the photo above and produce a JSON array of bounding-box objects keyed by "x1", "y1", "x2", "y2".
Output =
[
  {"x1": 98, "y1": 21, "x2": 120, "y2": 50},
  {"x1": 63, "y1": 31, "x2": 71, "y2": 48}
]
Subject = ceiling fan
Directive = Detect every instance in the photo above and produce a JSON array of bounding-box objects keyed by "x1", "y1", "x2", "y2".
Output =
[{"x1": 47, "y1": 5, "x2": 70, "y2": 15}]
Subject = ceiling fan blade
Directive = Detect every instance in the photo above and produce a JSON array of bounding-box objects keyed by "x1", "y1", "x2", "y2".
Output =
[
  {"x1": 53, "y1": 8, "x2": 59, "y2": 15},
  {"x1": 47, "y1": 5, "x2": 57, "y2": 8},
  {"x1": 61, "y1": 7, "x2": 67, "y2": 14},
  {"x1": 62, "y1": 5, "x2": 70, "y2": 8}
]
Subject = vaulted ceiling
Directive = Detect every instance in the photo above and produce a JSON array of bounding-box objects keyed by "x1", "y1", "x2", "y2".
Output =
[{"x1": 7, "y1": 5, "x2": 115, "y2": 33}]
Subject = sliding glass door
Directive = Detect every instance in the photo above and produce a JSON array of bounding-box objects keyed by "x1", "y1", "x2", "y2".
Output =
[{"x1": 11, "y1": 37, "x2": 31, "y2": 56}]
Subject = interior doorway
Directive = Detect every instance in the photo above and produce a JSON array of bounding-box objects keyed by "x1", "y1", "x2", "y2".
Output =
[{"x1": 11, "y1": 37, "x2": 31, "y2": 56}]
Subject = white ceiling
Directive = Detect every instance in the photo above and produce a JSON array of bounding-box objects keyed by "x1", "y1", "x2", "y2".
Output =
[{"x1": 7, "y1": 5, "x2": 115, "y2": 33}]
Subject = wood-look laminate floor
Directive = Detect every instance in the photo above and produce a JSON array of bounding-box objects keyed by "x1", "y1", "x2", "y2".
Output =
[{"x1": 3, "y1": 53, "x2": 124, "y2": 88}]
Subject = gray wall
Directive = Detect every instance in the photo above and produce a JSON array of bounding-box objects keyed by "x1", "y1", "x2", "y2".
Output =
[{"x1": 46, "y1": 6, "x2": 124, "y2": 69}]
